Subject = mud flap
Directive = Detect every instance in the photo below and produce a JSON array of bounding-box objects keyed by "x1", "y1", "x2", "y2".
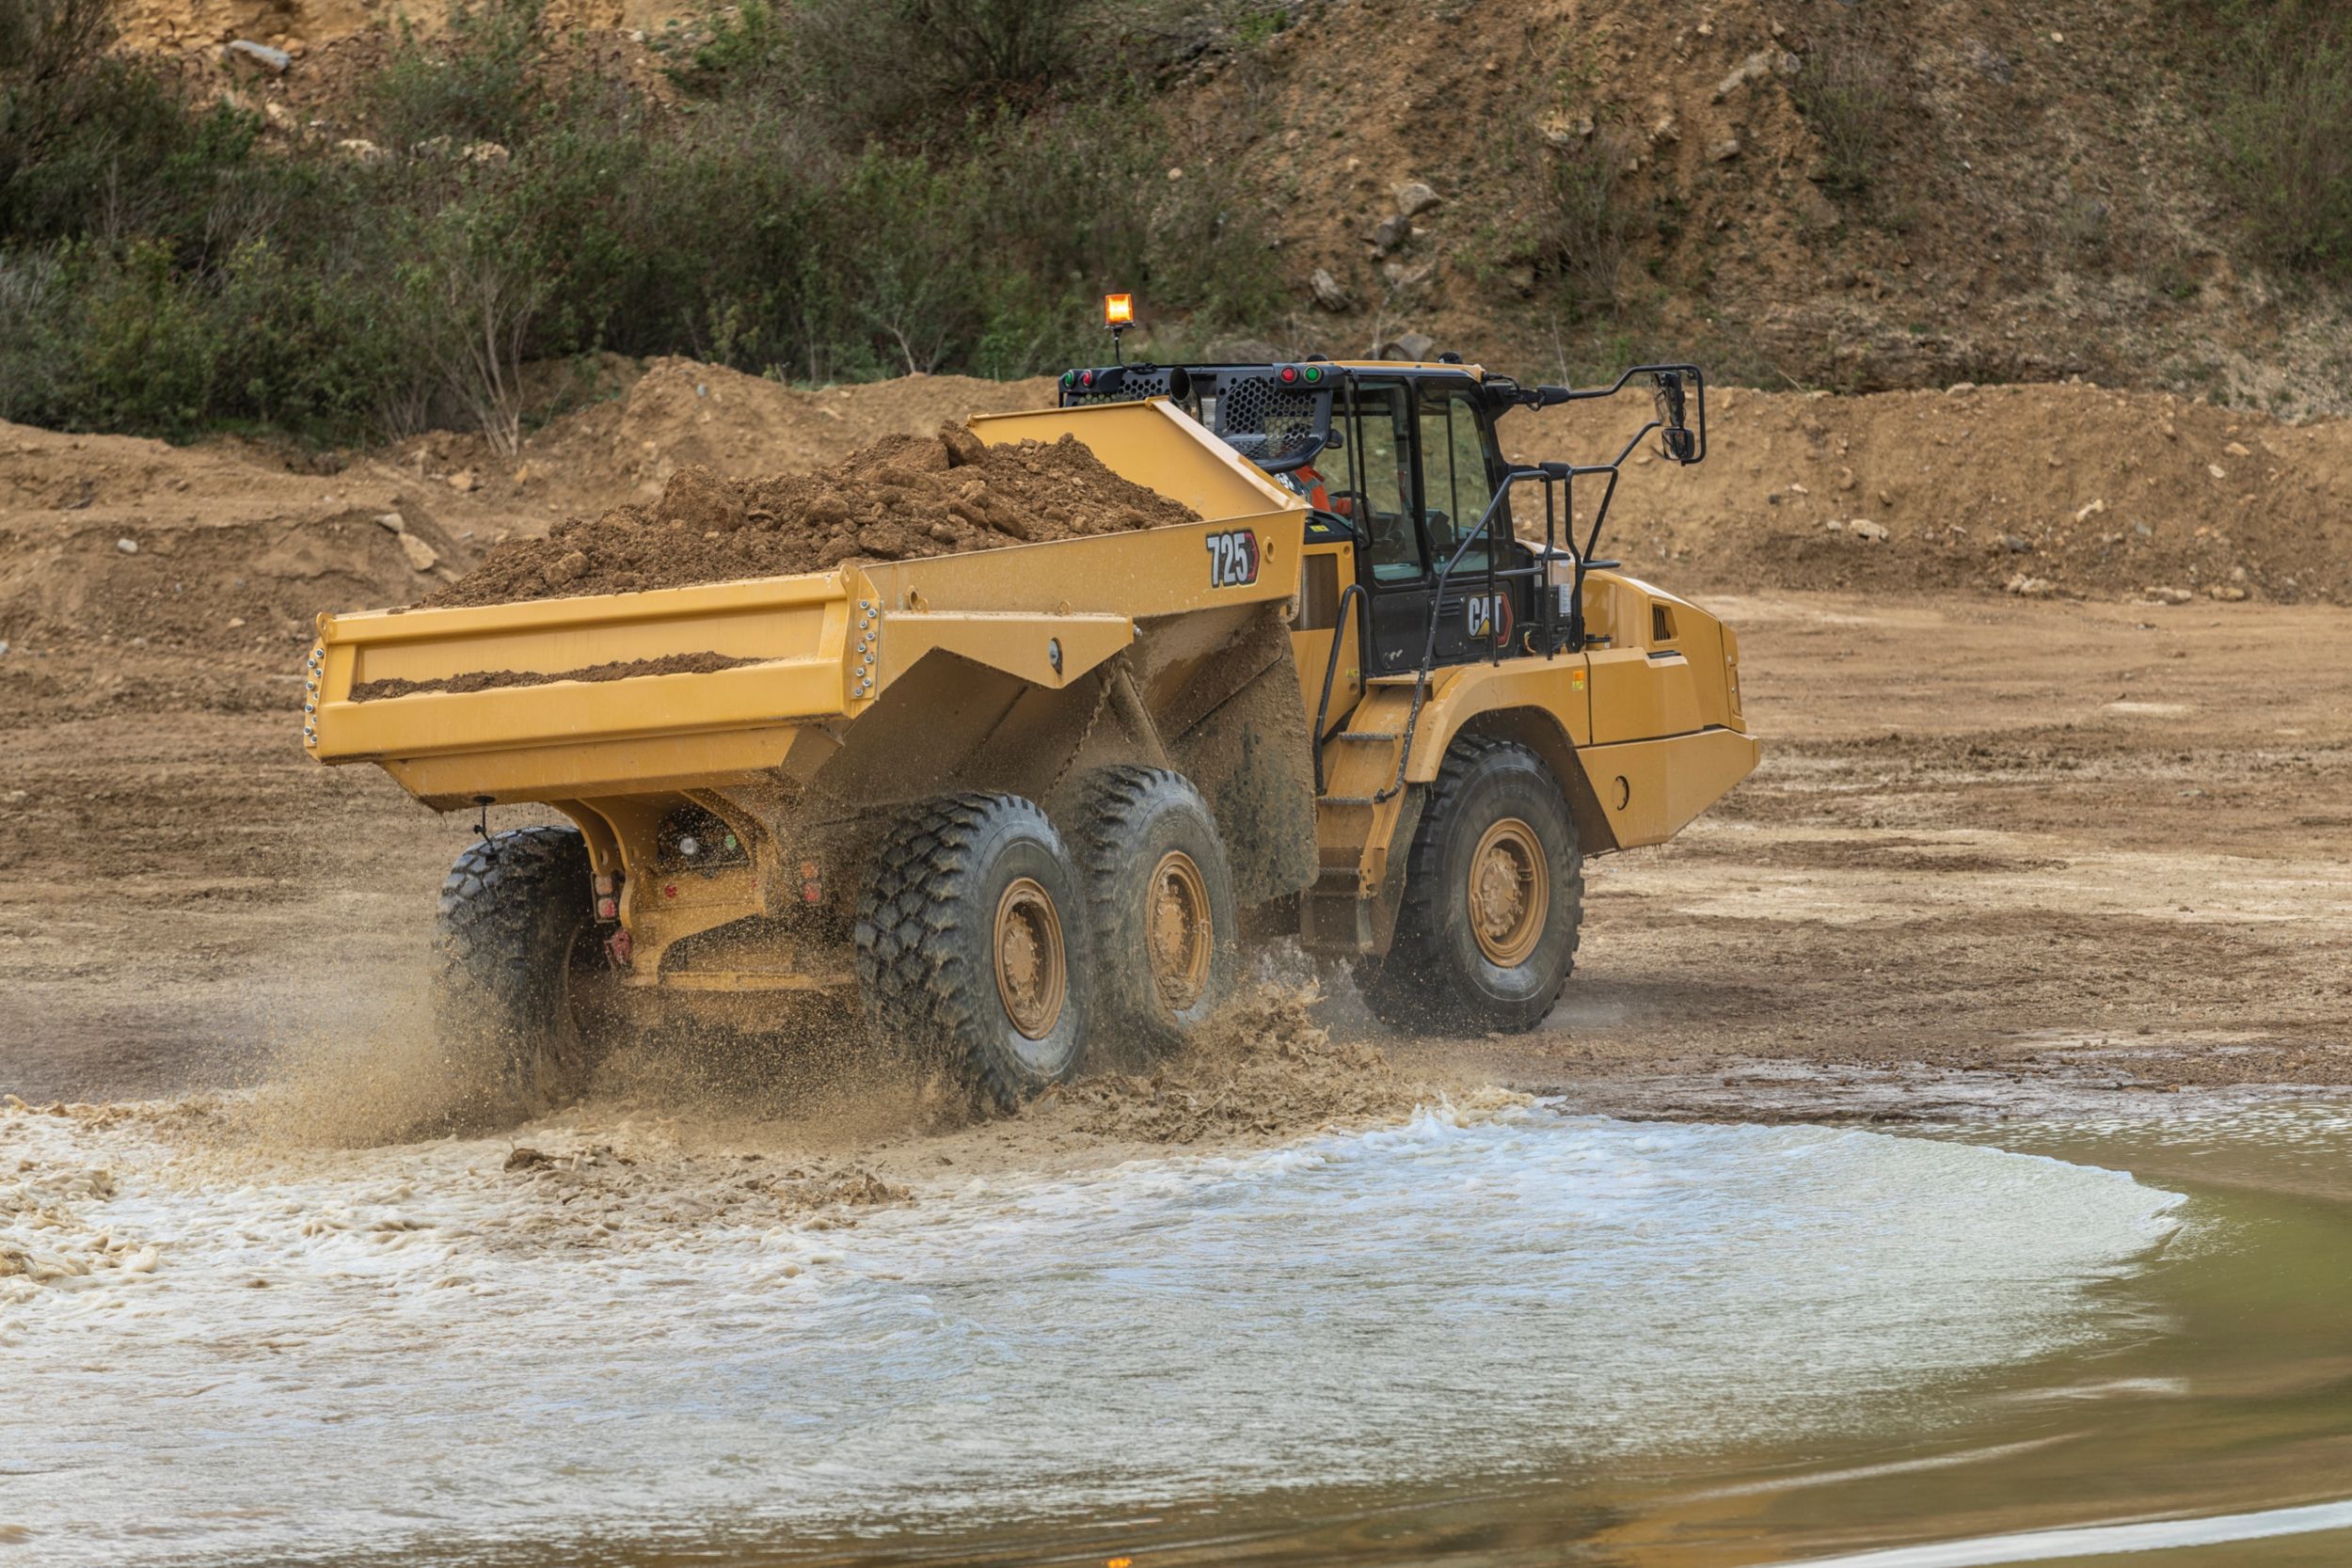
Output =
[{"x1": 1163, "y1": 616, "x2": 1319, "y2": 911}]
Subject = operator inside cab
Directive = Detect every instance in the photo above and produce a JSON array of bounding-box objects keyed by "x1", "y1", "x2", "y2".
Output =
[
  {"x1": 1277, "y1": 382, "x2": 1432, "y2": 584},
  {"x1": 1278, "y1": 462, "x2": 1336, "y2": 513}
]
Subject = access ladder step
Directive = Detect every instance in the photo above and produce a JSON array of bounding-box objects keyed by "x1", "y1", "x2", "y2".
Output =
[
  {"x1": 1333, "y1": 729, "x2": 1402, "y2": 742},
  {"x1": 1321, "y1": 794, "x2": 1382, "y2": 807}
]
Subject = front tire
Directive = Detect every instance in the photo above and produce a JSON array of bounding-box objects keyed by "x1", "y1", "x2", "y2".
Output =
[
  {"x1": 1067, "y1": 766, "x2": 1238, "y2": 1061},
  {"x1": 433, "y1": 825, "x2": 601, "y2": 1127},
  {"x1": 1358, "y1": 736, "x2": 1583, "y2": 1034},
  {"x1": 856, "y1": 793, "x2": 1093, "y2": 1110}
]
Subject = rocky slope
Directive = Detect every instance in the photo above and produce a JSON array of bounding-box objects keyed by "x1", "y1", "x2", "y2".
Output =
[{"x1": 140, "y1": 0, "x2": 2352, "y2": 416}]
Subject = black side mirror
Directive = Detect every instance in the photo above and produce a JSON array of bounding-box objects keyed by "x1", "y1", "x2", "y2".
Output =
[{"x1": 1653, "y1": 372, "x2": 1695, "y2": 463}]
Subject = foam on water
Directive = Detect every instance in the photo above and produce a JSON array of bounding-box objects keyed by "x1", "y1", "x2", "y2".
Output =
[{"x1": 0, "y1": 1101, "x2": 2182, "y2": 1564}]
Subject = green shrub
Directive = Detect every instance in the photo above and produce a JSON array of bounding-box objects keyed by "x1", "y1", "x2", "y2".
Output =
[
  {"x1": 787, "y1": 0, "x2": 1092, "y2": 132},
  {"x1": 2209, "y1": 11, "x2": 2352, "y2": 278},
  {"x1": 1486, "y1": 119, "x2": 1635, "y2": 322},
  {"x1": 1789, "y1": 20, "x2": 1908, "y2": 198},
  {"x1": 0, "y1": 0, "x2": 1279, "y2": 447},
  {"x1": 365, "y1": 0, "x2": 545, "y2": 152}
]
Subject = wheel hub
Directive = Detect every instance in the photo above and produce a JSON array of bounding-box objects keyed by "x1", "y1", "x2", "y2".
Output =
[
  {"x1": 1146, "y1": 850, "x2": 1214, "y2": 1015},
  {"x1": 993, "y1": 878, "x2": 1068, "y2": 1040},
  {"x1": 1468, "y1": 817, "x2": 1548, "y2": 968}
]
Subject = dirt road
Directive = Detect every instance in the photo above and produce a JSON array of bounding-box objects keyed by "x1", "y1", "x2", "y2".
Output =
[{"x1": 6, "y1": 590, "x2": 2344, "y2": 1111}]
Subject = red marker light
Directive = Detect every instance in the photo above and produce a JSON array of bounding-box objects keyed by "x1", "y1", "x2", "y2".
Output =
[
  {"x1": 1081, "y1": 369, "x2": 1095, "y2": 387},
  {"x1": 1279, "y1": 365, "x2": 1298, "y2": 385}
]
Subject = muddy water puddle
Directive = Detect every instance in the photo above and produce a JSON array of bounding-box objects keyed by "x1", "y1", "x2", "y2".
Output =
[{"x1": 4, "y1": 1094, "x2": 2349, "y2": 1567}]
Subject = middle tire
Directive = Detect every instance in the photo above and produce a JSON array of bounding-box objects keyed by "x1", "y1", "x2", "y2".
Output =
[
  {"x1": 856, "y1": 792, "x2": 1093, "y2": 1110},
  {"x1": 1066, "y1": 765, "x2": 1239, "y2": 1060}
]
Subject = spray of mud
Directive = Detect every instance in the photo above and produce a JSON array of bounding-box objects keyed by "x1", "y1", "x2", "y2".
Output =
[
  {"x1": 153, "y1": 977, "x2": 1475, "y2": 1246},
  {"x1": 1061, "y1": 983, "x2": 1519, "y2": 1142},
  {"x1": 1, "y1": 978, "x2": 1485, "y2": 1387}
]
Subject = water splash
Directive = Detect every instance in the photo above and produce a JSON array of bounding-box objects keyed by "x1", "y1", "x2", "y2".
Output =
[{"x1": 1, "y1": 1101, "x2": 2181, "y2": 1564}]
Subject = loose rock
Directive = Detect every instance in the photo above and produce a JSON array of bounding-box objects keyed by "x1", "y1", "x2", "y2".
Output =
[
  {"x1": 226, "y1": 38, "x2": 291, "y2": 72},
  {"x1": 1391, "y1": 180, "x2": 1441, "y2": 217}
]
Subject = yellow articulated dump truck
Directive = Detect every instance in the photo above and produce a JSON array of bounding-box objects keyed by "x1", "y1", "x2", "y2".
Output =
[{"x1": 304, "y1": 355, "x2": 1756, "y2": 1119}]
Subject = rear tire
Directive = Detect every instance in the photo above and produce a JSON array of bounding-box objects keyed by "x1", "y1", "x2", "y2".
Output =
[
  {"x1": 1358, "y1": 736, "x2": 1582, "y2": 1035},
  {"x1": 856, "y1": 793, "x2": 1093, "y2": 1111},
  {"x1": 1067, "y1": 766, "x2": 1238, "y2": 1061},
  {"x1": 433, "y1": 826, "x2": 601, "y2": 1127}
]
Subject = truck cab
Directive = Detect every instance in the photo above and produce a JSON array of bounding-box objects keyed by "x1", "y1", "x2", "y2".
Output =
[{"x1": 1058, "y1": 354, "x2": 1754, "y2": 966}]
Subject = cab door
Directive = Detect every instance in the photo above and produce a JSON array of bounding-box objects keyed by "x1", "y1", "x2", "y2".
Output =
[
  {"x1": 1323, "y1": 379, "x2": 1433, "y2": 679},
  {"x1": 1413, "y1": 379, "x2": 1527, "y2": 669}
]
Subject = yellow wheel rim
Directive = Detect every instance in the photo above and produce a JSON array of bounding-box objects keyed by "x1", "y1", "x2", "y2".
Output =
[
  {"x1": 1146, "y1": 850, "x2": 1214, "y2": 1015},
  {"x1": 993, "y1": 877, "x2": 1068, "y2": 1040},
  {"x1": 1468, "y1": 817, "x2": 1549, "y2": 968}
]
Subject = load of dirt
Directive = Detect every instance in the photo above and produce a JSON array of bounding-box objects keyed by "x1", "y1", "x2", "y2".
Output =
[
  {"x1": 422, "y1": 425, "x2": 1200, "y2": 609},
  {"x1": 349, "y1": 651, "x2": 751, "y2": 702}
]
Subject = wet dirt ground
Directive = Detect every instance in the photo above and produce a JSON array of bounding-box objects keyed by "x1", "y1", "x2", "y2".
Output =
[
  {"x1": 5, "y1": 588, "x2": 2345, "y2": 1107},
  {"x1": 7, "y1": 587, "x2": 2352, "y2": 1568}
]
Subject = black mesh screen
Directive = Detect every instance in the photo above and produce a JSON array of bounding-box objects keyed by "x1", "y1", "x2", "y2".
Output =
[
  {"x1": 1058, "y1": 367, "x2": 1175, "y2": 406},
  {"x1": 1213, "y1": 375, "x2": 1325, "y2": 464}
]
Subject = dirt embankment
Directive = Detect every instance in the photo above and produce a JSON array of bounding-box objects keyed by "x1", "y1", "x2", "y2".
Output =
[
  {"x1": 1527, "y1": 382, "x2": 2352, "y2": 606},
  {"x1": 0, "y1": 360, "x2": 1060, "y2": 719},
  {"x1": 1202, "y1": 0, "x2": 2346, "y2": 399},
  {"x1": 423, "y1": 424, "x2": 1199, "y2": 609},
  {"x1": 8, "y1": 362, "x2": 2351, "y2": 729}
]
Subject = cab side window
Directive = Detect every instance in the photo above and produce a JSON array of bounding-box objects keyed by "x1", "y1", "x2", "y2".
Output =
[
  {"x1": 1328, "y1": 384, "x2": 1424, "y2": 583},
  {"x1": 1417, "y1": 387, "x2": 1499, "y2": 570}
]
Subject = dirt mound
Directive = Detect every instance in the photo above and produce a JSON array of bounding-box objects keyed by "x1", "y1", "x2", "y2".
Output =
[
  {"x1": 1527, "y1": 383, "x2": 2352, "y2": 606},
  {"x1": 578, "y1": 358, "x2": 1060, "y2": 497},
  {"x1": 423, "y1": 425, "x2": 1200, "y2": 608},
  {"x1": 0, "y1": 419, "x2": 485, "y2": 664},
  {"x1": 405, "y1": 359, "x2": 1062, "y2": 525},
  {"x1": 0, "y1": 363, "x2": 1074, "y2": 714}
]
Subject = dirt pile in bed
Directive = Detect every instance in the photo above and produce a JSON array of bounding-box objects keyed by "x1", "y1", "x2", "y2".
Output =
[{"x1": 422, "y1": 425, "x2": 1199, "y2": 609}]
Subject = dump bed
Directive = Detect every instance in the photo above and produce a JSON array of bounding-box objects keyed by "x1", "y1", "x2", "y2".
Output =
[{"x1": 304, "y1": 400, "x2": 1307, "y2": 807}]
